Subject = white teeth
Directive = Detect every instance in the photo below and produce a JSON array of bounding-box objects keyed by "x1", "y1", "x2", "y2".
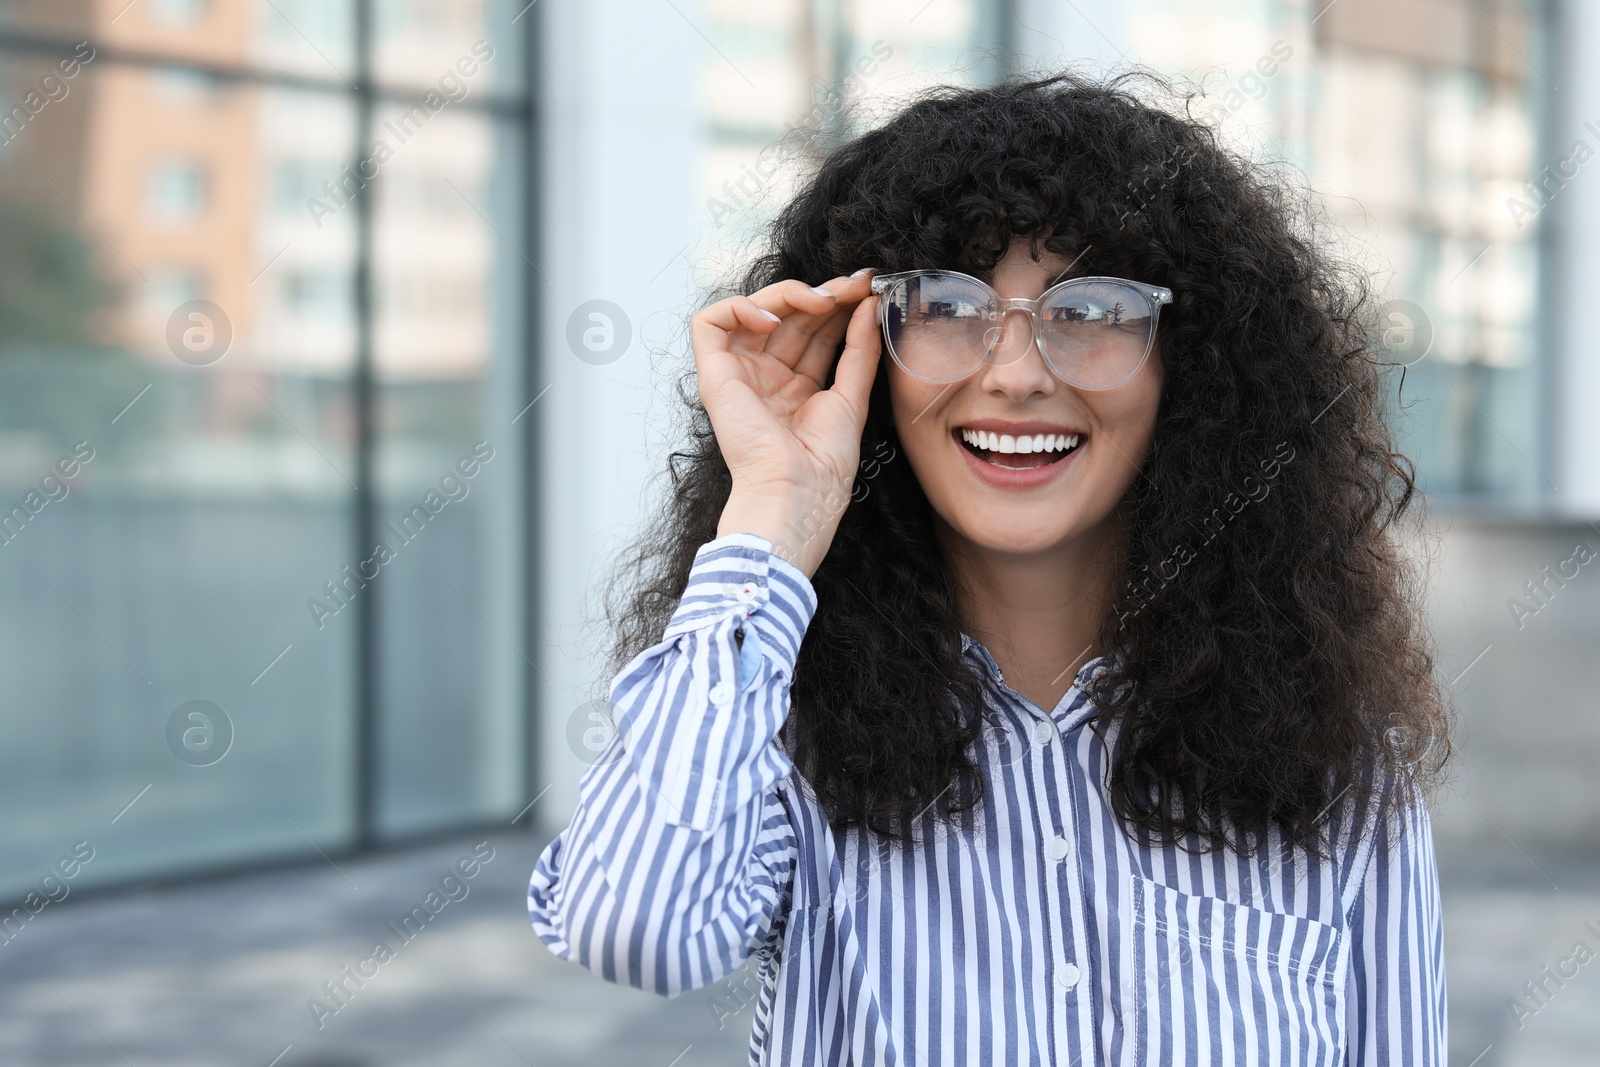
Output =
[{"x1": 960, "y1": 428, "x2": 1082, "y2": 454}]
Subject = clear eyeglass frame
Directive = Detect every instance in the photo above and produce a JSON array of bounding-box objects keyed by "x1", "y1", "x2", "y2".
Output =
[{"x1": 868, "y1": 268, "x2": 1175, "y2": 389}]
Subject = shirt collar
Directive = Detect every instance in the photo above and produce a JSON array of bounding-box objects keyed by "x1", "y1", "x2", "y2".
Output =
[{"x1": 961, "y1": 631, "x2": 1107, "y2": 732}]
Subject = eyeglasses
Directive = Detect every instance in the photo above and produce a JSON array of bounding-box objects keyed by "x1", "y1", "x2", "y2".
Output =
[{"x1": 869, "y1": 269, "x2": 1174, "y2": 389}]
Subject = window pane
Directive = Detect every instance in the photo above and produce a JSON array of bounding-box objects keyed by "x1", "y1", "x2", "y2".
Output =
[
  {"x1": 372, "y1": 0, "x2": 526, "y2": 101},
  {"x1": 371, "y1": 102, "x2": 526, "y2": 837},
  {"x1": 1125, "y1": 0, "x2": 1547, "y2": 507},
  {"x1": 0, "y1": 57, "x2": 360, "y2": 896},
  {"x1": 696, "y1": 0, "x2": 993, "y2": 281},
  {"x1": 0, "y1": 0, "x2": 358, "y2": 84}
]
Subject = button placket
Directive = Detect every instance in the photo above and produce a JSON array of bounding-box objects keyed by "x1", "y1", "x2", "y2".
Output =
[
  {"x1": 1022, "y1": 743, "x2": 1071, "y2": 1055},
  {"x1": 1054, "y1": 758, "x2": 1094, "y2": 1059},
  {"x1": 1029, "y1": 721, "x2": 1085, "y2": 1057},
  {"x1": 724, "y1": 576, "x2": 766, "y2": 696}
]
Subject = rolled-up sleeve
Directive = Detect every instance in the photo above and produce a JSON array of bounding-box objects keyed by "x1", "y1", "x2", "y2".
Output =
[
  {"x1": 1343, "y1": 786, "x2": 1448, "y2": 1065},
  {"x1": 527, "y1": 533, "x2": 816, "y2": 997}
]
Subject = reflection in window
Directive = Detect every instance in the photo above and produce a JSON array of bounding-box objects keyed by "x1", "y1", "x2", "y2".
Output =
[
  {"x1": 274, "y1": 159, "x2": 339, "y2": 214},
  {"x1": 150, "y1": 0, "x2": 208, "y2": 26},
  {"x1": 1312, "y1": 6, "x2": 1544, "y2": 502},
  {"x1": 1125, "y1": 0, "x2": 1546, "y2": 505},
  {"x1": 144, "y1": 266, "x2": 204, "y2": 315},
  {"x1": 147, "y1": 158, "x2": 206, "y2": 220},
  {"x1": 152, "y1": 65, "x2": 219, "y2": 101},
  {"x1": 383, "y1": 171, "x2": 471, "y2": 215},
  {"x1": 265, "y1": 0, "x2": 349, "y2": 44},
  {"x1": 377, "y1": 271, "x2": 480, "y2": 318},
  {"x1": 374, "y1": 0, "x2": 481, "y2": 39},
  {"x1": 283, "y1": 268, "x2": 353, "y2": 320},
  {"x1": 0, "y1": 1, "x2": 526, "y2": 899},
  {"x1": 697, "y1": 0, "x2": 998, "y2": 285}
]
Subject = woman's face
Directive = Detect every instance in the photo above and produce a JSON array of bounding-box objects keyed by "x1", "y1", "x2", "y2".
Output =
[{"x1": 887, "y1": 245, "x2": 1164, "y2": 557}]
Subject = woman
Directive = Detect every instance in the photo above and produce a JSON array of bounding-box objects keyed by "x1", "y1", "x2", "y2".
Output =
[{"x1": 528, "y1": 69, "x2": 1450, "y2": 1066}]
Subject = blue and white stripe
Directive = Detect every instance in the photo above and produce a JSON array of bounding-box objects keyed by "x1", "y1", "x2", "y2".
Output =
[{"x1": 529, "y1": 533, "x2": 1446, "y2": 1065}]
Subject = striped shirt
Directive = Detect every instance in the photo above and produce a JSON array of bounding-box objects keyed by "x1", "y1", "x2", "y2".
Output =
[{"x1": 528, "y1": 534, "x2": 1446, "y2": 1066}]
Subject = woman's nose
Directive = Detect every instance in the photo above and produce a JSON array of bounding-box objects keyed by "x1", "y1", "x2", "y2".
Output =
[{"x1": 978, "y1": 308, "x2": 1055, "y2": 397}]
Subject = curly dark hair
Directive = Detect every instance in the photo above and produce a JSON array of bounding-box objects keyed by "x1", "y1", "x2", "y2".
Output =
[{"x1": 606, "y1": 68, "x2": 1451, "y2": 859}]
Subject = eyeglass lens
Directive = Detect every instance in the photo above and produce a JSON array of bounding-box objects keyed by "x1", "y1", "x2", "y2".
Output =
[{"x1": 881, "y1": 274, "x2": 1158, "y2": 386}]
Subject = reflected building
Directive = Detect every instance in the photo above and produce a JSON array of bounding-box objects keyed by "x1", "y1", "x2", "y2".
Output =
[{"x1": 0, "y1": 0, "x2": 528, "y2": 893}]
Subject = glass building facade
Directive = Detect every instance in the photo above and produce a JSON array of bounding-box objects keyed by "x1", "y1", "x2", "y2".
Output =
[
  {"x1": 0, "y1": 0, "x2": 1557, "y2": 899},
  {"x1": 0, "y1": 0, "x2": 533, "y2": 898}
]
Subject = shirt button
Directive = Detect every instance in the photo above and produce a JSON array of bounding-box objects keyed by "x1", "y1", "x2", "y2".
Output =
[
  {"x1": 1045, "y1": 835, "x2": 1070, "y2": 861},
  {"x1": 709, "y1": 682, "x2": 733, "y2": 705},
  {"x1": 1057, "y1": 962, "x2": 1081, "y2": 989},
  {"x1": 1033, "y1": 720, "x2": 1054, "y2": 745},
  {"x1": 736, "y1": 582, "x2": 760, "y2": 603}
]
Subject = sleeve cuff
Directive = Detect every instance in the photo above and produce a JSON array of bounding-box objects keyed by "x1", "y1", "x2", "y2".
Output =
[{"x1": 661, "y1": 533, "x2": 818, "y2": 667}]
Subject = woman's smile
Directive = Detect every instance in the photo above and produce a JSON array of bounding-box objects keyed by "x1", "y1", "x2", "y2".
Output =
[{"x1": 952, "y1": 420, "x2": 1085, "y2": 488}]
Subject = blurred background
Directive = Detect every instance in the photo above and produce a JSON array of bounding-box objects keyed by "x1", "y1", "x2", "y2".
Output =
[{"x1": 0, "y1": 0, "x2": 1595, "y2": 1064}]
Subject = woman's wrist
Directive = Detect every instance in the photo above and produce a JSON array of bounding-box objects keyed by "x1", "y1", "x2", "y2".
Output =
[{"x1": 717, "y1": 487, "x2": 843, "y2": 578}]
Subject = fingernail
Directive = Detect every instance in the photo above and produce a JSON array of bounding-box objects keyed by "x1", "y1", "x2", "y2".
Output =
[
  {"x1": 851, "y1": 267, "x2": 872, "y2": 277},
  {"x1": 759, "y1": 308, "x2": 781, "y2": 322},
  {"x1": 812, "y1": 285, "x2": 835, "y2": 297}
]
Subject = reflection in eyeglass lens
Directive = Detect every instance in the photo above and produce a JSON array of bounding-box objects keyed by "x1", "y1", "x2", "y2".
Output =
[
  {"x1": 885, "y1": 275, "x2": 1155, "y2": 385},
  {"x1": 1039, "y1": 283, "x2": 1155, "y2": 384}
]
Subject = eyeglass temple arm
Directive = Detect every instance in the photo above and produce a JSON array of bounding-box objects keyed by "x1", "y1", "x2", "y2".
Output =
[{"x1": 869, "y1": 272, "x2": 924, "y2": 294}]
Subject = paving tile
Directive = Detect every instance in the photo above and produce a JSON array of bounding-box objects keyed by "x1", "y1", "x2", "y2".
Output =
[{"x1": 4, "y1": 830, "x2": 1598, "y2": 1066}]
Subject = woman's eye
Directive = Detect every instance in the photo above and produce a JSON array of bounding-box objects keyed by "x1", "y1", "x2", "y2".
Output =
[{"x1": 917, "y1": 300, "x2": 980, "y2": 319}]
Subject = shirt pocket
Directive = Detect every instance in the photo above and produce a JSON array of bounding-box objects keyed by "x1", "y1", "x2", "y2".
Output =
[{"x1": 1114, "y1": 874, "x2": 1349, "y2": 1067}]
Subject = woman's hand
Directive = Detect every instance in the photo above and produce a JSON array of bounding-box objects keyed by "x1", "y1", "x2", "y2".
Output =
[{"x1": 691, "y1": 268, "x2": 880, "y2": 578}]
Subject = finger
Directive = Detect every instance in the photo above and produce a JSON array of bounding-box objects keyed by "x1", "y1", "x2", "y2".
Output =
[
  {"x1": 690, "y1": 296, "x2": 785, "y2": 386},
  {"x1": 747, "y1": 277, "x2": 844, "y2": 319},
  {"x1": 690, "y1": 297, "x2": 784, "y2": 422},
  {"x1": 692, "y1": 294, "x2": 785, "y2": 343},
  {"x1": 811, "y1": 266, "x2": 875, "y2": 302},
  {"x1": 746, "y1": 279, "x2": 845, "y2": 365},
  {"x1": 791, "y1": 304, "x2": 852, "y2": 386},
  {"x1": 793, "y1": 270, "x2": 878, "y2": 383},
  {"x1": 829, "y1": 294, "x2": 881, "y2": 421},
  {"x1": 805, "y1": 267, "x2": 875, "y2": 318},
  {"x1": 747, "y1": 270, "x2": 873, "y2": 367}
]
